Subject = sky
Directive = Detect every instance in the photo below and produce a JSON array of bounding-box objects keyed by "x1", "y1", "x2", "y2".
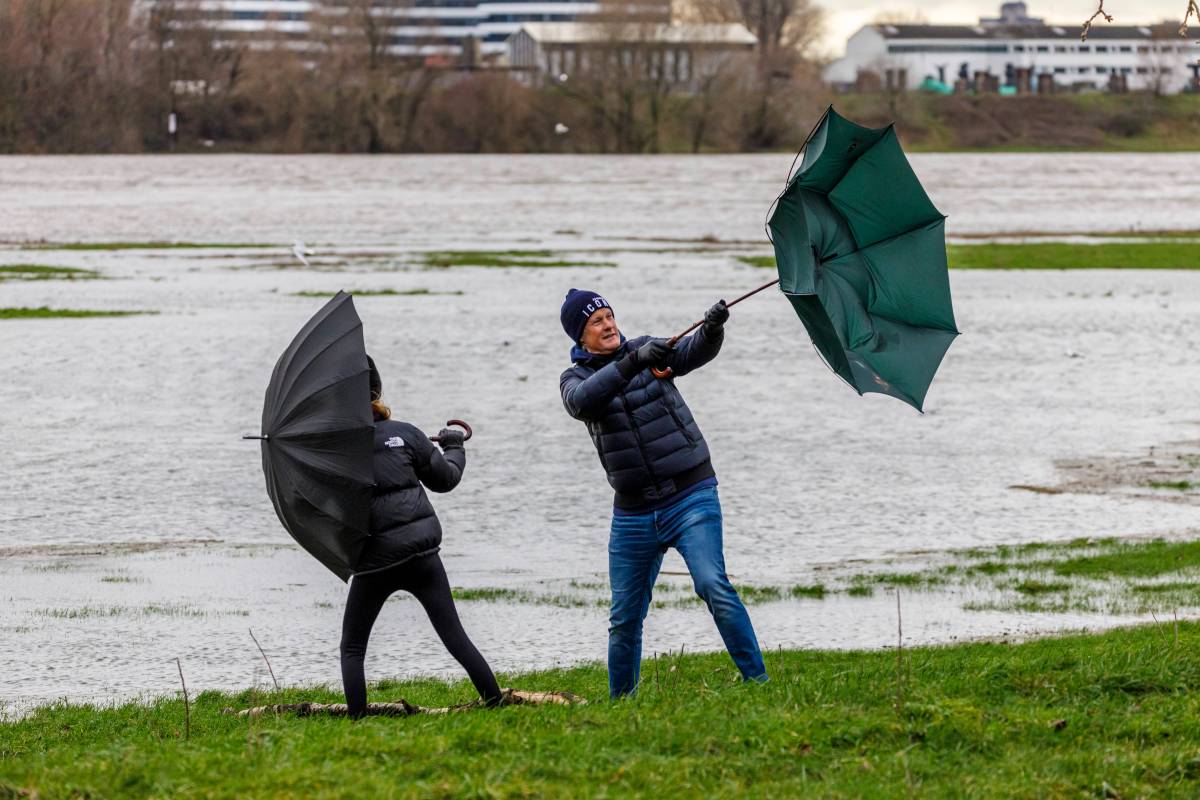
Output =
[{"x1": 819, "y1": 1, "x2": 1195, "y2": 57}]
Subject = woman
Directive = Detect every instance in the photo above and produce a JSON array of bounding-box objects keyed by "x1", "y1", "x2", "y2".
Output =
[{"x1": 339, "y1": 356, "x2": 502, "y2": 716}]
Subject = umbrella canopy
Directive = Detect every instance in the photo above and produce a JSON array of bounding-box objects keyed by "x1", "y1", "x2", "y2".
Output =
[
  {"x1": 255, "y1": 291, "x2": 374, "y2": 581},
  {"x1": 767, "y1": 106, "x2": 959, "y2": 411}
]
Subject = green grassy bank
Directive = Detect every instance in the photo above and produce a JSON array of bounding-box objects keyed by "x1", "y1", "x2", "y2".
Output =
[{"x1": 5, "y1": 624, "x2": 1200, "y2": 798}]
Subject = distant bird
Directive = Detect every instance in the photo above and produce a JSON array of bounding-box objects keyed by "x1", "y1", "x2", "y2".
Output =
[
  {"x1": 557, "y1": 73, "x2": 569, "y2": 83},
  {"x1": 554, "y1": 123, "x2": 570, "y2": 136},
  {"x1": 291, "y1": 241, "x2": 313, "y2": 268},
  {"x1": 1065, "y1": 349, "x2": 1083, "y2": 359}
]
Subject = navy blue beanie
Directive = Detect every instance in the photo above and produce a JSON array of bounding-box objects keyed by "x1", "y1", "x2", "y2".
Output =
[{"x1": 560, "y1": 288, "x2": 612, "y2": 343}]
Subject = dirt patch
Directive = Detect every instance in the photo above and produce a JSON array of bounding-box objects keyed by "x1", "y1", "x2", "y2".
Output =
[{"x1": 1010, "y1": 439, "x2": 1200, "y2": 505}]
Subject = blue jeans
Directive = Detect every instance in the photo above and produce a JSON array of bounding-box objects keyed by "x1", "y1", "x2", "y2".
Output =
[{"x1": 607, "y1": 487, "x2": 766, "y2": 697}]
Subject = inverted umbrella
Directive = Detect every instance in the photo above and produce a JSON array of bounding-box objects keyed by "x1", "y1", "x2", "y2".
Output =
[
  {"x1": 655, "y1": 106, "x2": 958, "y2": 411},
  {"x1": 247, "y1": 291, "x2": 375, "y2": 581}
]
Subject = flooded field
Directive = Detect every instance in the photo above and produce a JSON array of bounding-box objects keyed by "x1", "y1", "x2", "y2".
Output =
[{"x1": 1, "y1": 153, "x2": 1199, "y2": 713}]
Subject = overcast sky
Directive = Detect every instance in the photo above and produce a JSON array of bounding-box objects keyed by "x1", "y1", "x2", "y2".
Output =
[{"x1": 820, "y1": 1, "x2": 1194, "y2": 57}]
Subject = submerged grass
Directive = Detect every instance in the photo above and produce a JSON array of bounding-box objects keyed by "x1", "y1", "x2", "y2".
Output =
[
  {"x1": 0, "y1": 264, "x2": 100, "y2": 280},
  {"x1": 0, "y1": 307, "x2": 154, "y2": 319},
  {"x1": 420, "y1": 250, "x2": 616, "y2": 269},
  {"x1": 5, "y1": 624, "x2": 1200, "y2": 797},
  {"x1": 739, "y1": 242, "x2": 1200, "y2": 271}
]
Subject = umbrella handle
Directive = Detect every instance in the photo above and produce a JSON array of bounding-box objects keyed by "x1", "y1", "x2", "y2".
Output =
[
  {"x1": 651, "y1": 278, "x2": 781, "y2": 380},
  {"x1": 430, "y1": 419, "x2": 473, "y2": 443}
]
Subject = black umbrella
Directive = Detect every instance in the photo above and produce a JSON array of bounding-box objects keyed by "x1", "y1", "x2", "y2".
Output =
[{"x1": 247, "y1": 292, "x2": 374, "y2": 582}]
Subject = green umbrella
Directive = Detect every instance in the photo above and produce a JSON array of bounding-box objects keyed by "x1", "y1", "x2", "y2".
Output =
[
  {"x1": 655, "y1": 107, "x2": 957, "y2": 412},
  {"x1": 767, "y1": 106, "x2": 958, "y2": 411}
]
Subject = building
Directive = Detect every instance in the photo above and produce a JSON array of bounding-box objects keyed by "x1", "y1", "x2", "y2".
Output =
[
  {"x1": 507, "y1": 22, "x2": 756, "y2": 88},
  {"x1": 824, "y1": 2, "x2": 1200, "y2": 94},
  {"x1": 144, "y1": 0, "x2": 664, "y2": 60}
]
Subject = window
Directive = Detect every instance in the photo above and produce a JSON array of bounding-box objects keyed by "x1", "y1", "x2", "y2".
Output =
[
  {"x1": 1136, "y1": 66, "x2": 1149, "y2": 73},
  {"x1": 1036, "y1": 45, "x2": 1048, "y2": 52},
  {"x1": 1119, "y1": 45, "x2": 1131, "y2": 52},
  {"x1": 1078, "y1": 66, "x2": 1091, "y2": 73},
  {"x1": 1120, "y1": 67, "x2": 1132, "y2": 74},
  {"x1": 1096, "y1": 45, "x2": 1108, "y2": 52},
  {"x1": 1054, "y1": 46, "x2": 1067, "y2": 52},
  {"x1": 1096, "y1": 65, "x2": 1108, "y2": 73},
  {"x1": 1079, "y1": 45, "x2": 1090, "y2": 52},
  {"x1": 1054, "y1": 66, "x2": 1066, "y2": 73},
  {"x1": 1013, "y1": 44, "x2": 1025, "y2": 52},
  {"x1": 887, "y1": 44, "x2": 1007, "y2": 53},
  {"x1": 1137, "y1": 45, "x2": 1150, "y2": 53}
]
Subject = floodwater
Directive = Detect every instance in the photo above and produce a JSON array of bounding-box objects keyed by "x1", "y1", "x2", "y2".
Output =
[{"x1": 2, "y1": 153, "x2": 1199, "y2": 713}]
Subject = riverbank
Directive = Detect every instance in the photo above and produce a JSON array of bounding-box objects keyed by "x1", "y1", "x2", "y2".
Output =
[{"x1": 4, "y1": 623, "x2": 1200, "y2": 797}]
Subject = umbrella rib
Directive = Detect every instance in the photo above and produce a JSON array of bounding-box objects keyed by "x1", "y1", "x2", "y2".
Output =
[{"x1": 271, "y1": 328, "x2": 368, "y2": 426}]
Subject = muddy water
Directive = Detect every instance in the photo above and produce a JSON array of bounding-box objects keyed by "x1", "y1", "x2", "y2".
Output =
[{"x1": 1, "y1": 153, "x2": 1199, "y2": 712}]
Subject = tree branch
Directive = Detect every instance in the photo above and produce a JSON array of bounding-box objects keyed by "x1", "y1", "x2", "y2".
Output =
[{"x1": 1081, "y1": 0, "x2": 1113, "y2": 42}]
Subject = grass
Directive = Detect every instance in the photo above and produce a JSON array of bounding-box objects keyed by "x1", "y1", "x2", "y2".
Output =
[
  {"x1": 419, "y1": 250, "x2": 616, "y2": 269},
  {"x1": 290, "y1": 289, "x2": 464, "y2": 298},
  {"x1": 1150, "y1": 480, "x2": 1195, "y2": 491},
  {"x1": 0, "y1": 307, "x2": 154, "y2": 319},
  {"x1": 739, "y1": 242, "x2": 1200, "y2": 271},
  {"x1": 5, "y1": 624, "x2": 1200, "y2": 797},
  {"x1": 21, "y1": 242, "x2": 275, "y2": 251},
  {"x1": 0, "y1": 264, "x2": 100, "y2": 281}
]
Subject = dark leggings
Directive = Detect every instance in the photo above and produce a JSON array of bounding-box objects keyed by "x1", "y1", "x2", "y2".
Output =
[{"x1": 340, "y1": 552, "x2": 502, "y2": 716}]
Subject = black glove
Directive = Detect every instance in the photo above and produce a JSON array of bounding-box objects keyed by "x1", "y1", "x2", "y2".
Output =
[
  {"x1": 436, "y1": 428, "x2": 465, "y2": 449},
  {"x1": 703, "y1": 300, "x2": 729, "y2": 332},
  {"x1": 618, "y1": 338, "x2": 673, "y2": 379},
  {"x1": 633, "y1": 338, "x2": 673, "y2": 367}
]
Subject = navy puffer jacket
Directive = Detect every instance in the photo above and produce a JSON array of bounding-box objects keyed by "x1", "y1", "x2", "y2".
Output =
[
  {"x1": 560, "y1": 326, "x2": 722, "y2": 510},
  {"x1": 353, "y1": 419, "x2": 464, "y2": 575}
]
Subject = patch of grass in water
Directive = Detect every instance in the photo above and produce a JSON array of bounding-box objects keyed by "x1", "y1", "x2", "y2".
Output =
[
  {"x1": 846, "y1": 585, "x2": 874, "y2": 597},
  {"x1": 790, "y1": 584, "x2": 828, "y2": 599},
  {"x1": 1148, "y1": 480, "x2": 1194, "y2": 491},
  {"x1": 290, "y1": 288, "x2": 463, "y2": 298},
  {"x1": 420, "y1": 250, "x2": 616, "y2": 269},
  {"x1": 0, "y1": 307, "x2": 154, "y2": 319},
  {"x1": 740, "y1": 243, "x2": 1200, "y2": 271},
  {"x1": 1012, "y1": 579, "x2": 1073, "y2": 596},
  {"x1": 0, "y1": 264, "x2": 100, "y2": 281},
  {"x1": 24, "y1": 242, "x2": 276, "y2": 251},
  {"x1": 99, "y1": 575, "x2": 144, "y2": 584},
  {"x1": 36, "y1": 606, "x2": 125, "y2": 619},
  {"x1": 1042, "y1": 539, "x2": 1200, "y2": 579}
]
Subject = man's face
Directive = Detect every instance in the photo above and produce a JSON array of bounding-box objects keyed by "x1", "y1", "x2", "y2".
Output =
[{"x1": 580, "y1": 307, "x2": 620, "y2": 355}]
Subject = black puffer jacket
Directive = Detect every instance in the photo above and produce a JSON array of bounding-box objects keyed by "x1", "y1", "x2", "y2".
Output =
[
  {"x1": 560, "y1": 326, "x2": 722, "y2": 510},
  {"x1": 353, "y1": 419, "x2": 464, "y2": 575}
]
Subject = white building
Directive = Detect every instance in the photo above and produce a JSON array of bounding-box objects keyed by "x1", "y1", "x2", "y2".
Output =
[
  {"x1": 146, "y1": 0, "x2": 652, "y2": 59},
  {"x1": 507, "y1": 22, "x2": 756, "y2": 87},
  {"x1": 824, "y1": 2, "x2": 1200, "y2": 94}
]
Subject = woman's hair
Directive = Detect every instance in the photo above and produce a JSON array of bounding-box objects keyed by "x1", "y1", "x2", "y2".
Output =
[{"x1": 371, "y1": 397, "x2": 391, "y2": 422}]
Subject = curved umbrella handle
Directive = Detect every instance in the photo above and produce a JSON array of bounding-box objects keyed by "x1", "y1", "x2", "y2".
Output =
[{"x1": 430, "y1": 419, "x2": 473, "y2": 442}]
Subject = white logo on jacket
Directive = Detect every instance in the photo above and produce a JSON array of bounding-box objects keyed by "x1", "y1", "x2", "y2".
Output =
[{"x1": 384, "y1": 436, "x2": 405, "y2": 448}]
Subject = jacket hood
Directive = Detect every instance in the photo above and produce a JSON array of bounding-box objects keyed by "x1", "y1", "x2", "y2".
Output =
[{"x1": 570, "y1": 335, "x2": 628, "y2": 365}]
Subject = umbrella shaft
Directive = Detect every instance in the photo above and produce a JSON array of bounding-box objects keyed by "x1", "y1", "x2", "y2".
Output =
[{"x1": 666, "y1": 278, "x2": 781, "y2": 346}]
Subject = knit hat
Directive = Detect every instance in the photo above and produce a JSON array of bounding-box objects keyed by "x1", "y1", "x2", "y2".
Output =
[
  {"x1": 560, "y1": 289, "x2": 612, "y2": 343},
  {"x1": 366, "y1": 354, "x2": 383, "y2": 401}
]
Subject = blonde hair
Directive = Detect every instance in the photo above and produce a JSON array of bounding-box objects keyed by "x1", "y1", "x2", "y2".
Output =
[{"x1": 371, "y1": 397, "x2": 391, "y2": 422}]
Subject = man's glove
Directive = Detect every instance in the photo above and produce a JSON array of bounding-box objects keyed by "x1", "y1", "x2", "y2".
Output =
[
  {"x1": 703, "y1": 300, "x2": 729, "y2": 332},
  {"x1": 618, "y1": 338, "x2": 673, "y2": 379},
  {"x1": 634, "y1": 338, "x2": 673, "y2": 366},
  {"x1": 436, "y1": 428, "x2": 465, "y2": 449}
]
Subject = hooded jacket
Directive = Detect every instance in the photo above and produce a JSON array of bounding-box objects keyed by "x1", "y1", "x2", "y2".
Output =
[
  {"x1": 353, "y1": 419, "x2": 464, "y2": 575},
  {"x1": 559, "y1": 326, "x2": 722, "y2": 511}
]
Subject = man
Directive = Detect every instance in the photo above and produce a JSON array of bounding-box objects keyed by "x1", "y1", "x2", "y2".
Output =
[{"x1": 558, "y1": 288, "x2": 767, "y2": 698}]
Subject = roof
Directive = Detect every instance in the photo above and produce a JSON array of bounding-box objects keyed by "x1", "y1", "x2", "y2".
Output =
[
  {"x1": 869, "y1": 22, "x2": 1189, "y2": 41},
  {"x1": 514, "y1": 22, "x2": 757, "y2": 46}
]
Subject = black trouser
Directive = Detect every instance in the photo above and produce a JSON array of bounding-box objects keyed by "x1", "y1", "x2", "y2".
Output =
[{"x1": 340, "y1": 552, "x2": 502, "y2": 716}]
